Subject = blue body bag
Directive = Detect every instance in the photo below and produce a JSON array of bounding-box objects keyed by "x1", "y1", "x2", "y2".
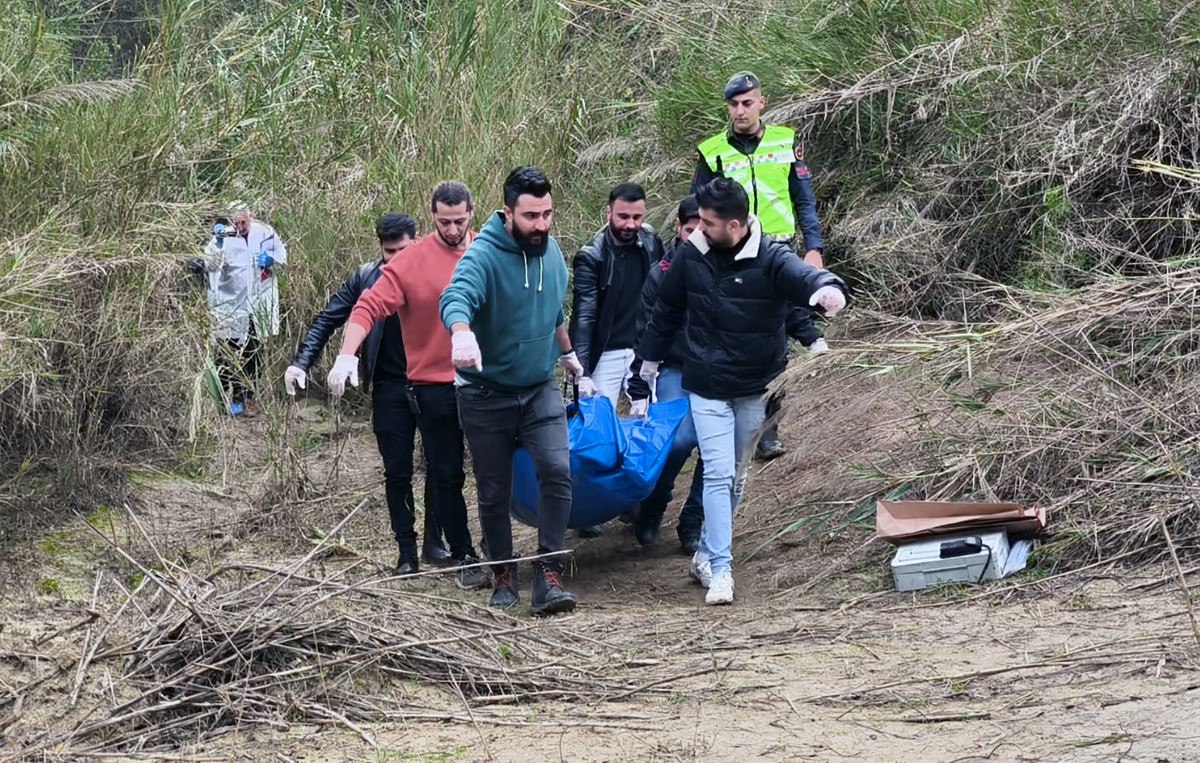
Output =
[{"x1": 510, "y1": 396, "x2": 690, "y2": 529}]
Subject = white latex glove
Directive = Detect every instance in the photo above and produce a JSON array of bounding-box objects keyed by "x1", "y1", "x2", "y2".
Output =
[
  {"x1": 559, "y1": 351, "x2": 584, "y2": 382},
  {"x1": 451, "y1": 331, "x2": 483, "y2": 371},
  {"x1": 808, "y1": 285, "x2": 847, "y2": 317},
  {"x1": 629, "y1": 398, "x2": 649, "y2": 418},
  {"x1": 576, "y1": 376, "x2": 599, "y2": 398},
  {"x1": 808, "y1": 338, "x2": 830, "y2": 355},
  {"x1": 639, "y1": 360, "x2": 660, "y2": 387},
  {"x1": 326, "y1": 355, "x2": 360, "y2": 397},
  {"x1": 284, "y1": 365, "x2": 307, "y2": 395}
]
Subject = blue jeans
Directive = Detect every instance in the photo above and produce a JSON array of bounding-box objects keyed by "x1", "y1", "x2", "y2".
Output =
[
  {"x1": 690, "y1": 392, "x2": 767, "y2": 574},
  {"x1": 637, "y1": 369, "x2": 704, "y2": 534}
]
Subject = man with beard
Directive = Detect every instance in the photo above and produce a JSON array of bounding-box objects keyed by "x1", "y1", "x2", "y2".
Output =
[
  {"x1": 629, "y1": 199, "x2": 834, "y2": 550},
  {"x1": 569, "y1": 182, "x2": 665, "y2": 405},
  {"x1": 285, "y1": 213, "x2": 452, "y2": 571},
  {"x1": 693, "y1": 71, "x2": 830, "y2": 460},
  {"x1": 567, "y1": 182, "x2": 664, "y2": 537},
  {"x1": 325, "y1": 185, "x2": 490, "y2": 590},
  {"x1": 638, "y1": 178, "x2": 848, "y2": 605},
  {"x1": 439, "y1": 166, "x2": 584, "y2": 617}
]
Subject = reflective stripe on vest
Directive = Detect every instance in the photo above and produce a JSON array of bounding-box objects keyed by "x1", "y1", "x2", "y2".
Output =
[{"x1": 698, "y1": 125, "x2": 796, "y2": 236}]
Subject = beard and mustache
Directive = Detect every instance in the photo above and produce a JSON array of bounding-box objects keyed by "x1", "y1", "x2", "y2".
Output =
[{"x1": 512, "y1": 224, "x2": 549, "y2": 257}]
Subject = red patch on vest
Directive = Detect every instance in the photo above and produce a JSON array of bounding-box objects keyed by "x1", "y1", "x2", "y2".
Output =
[
  {"x1": 795, "y1": 163, "x2": 811, "y2": 179},
  {"x1": 659, "y1": 259, "x2": 671, "y2": 272}
]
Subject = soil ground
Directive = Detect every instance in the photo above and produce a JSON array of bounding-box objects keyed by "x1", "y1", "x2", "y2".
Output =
[{"x1": 3, "y1": 398, "x2": 1199, "y2": 762}]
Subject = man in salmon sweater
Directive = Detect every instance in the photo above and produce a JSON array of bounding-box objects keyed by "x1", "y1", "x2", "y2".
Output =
[
  {"x1": 439, "y1": 166, "x2": 584, "y2": 617},
  {"x1": 326, "y1": 182, "x2": 490, "y2": 591}
]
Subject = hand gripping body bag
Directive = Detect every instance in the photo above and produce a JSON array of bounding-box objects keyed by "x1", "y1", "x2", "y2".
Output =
[{"x1": 510, "y1": 396, "x2": 689, "y2": 529}]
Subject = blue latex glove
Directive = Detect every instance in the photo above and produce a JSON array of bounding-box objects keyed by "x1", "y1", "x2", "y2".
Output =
[{"x1": 256, "y1": 251, "x2": 274, "y2": 269}]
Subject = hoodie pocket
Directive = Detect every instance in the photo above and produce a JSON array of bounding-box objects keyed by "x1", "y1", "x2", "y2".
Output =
[{"x1": 510, "y1": 332, "x2": 557, "y2": 384}]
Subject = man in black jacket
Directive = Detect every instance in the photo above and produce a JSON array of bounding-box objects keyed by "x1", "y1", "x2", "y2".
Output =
[
  {"x1": 569, "y1": 182, "x2": 666, "y2": 404},
  {"x1": 638, "y1": 179, "x2": 848, "y2": 606},
  {"x1": 568, "y1": 182, "x2": 665, "y2": 537},
  {"x1": 284, "y1": 213, "x2": 452, "y2": 572},
  {"x1": 629, "y1": 198, "x2": 834, "y2": 551}
]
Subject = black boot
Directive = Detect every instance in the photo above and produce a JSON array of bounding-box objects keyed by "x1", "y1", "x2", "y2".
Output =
[
  {"x1": 488, "y1": 563, "x2": 519, "y2": 609},
  {"x1": 422, "y1": 500, "x2": 452, "y2": 567},
  {"x1": 757, "y1": 394, "x2": 786, "y2": 461},
  {"x1": 422, "y1": 538, "x2": 454, "y2": 568},
  {"x1": 633, "y1": 505, "x2": 663, "y2": 547},
  {"x1": 394, "y1": 551, "x2": 419, "y2": 577},
  {"x1": 394, "y1": 535, "x2": 419, "y2": 576},
  {"x1": 755, "y1": 425, "x2": 786, "y2": 461},
  {"x1": 530, "y1": 560, "x2": 576, "y2": 617}
]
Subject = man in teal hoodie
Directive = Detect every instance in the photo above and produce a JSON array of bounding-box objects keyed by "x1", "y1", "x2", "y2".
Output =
[{"x1": 440, "y1": 166, "x2": 585, "y2": 617}]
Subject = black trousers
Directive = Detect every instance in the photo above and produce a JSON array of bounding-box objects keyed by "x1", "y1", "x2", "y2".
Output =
[
  {"x1": 217, "y1": 326, "x2": 261, "y2": 404},
  {"x1": 372, "y1": 380, "x2": 444, "y2": 554},
  {"x1": 456, "y1": 380, "x2": 571, "y2": 564},
  {"x1": 372, "y1": 379, "x2": 421, "y2": 553},
  {"x1": 410, "y1": 383, "x2": 475, "y2": 558}
]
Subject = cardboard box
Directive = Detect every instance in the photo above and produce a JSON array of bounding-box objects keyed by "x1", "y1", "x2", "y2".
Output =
[{"x1": 876, "y1": 500, "x2": 1045, "y2": 544}]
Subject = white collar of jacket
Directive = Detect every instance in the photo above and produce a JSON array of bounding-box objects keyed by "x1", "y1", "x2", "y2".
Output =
[{"x1": 686, "y1": 214, "x2": 762, "y2": 262}]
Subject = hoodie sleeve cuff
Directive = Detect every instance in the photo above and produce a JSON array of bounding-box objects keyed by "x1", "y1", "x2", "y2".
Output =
[{"x1": 442, "y1": 307, "x2": 472, "y2": 331}]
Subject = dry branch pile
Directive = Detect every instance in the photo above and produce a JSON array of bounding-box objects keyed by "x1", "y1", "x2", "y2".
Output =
[{"x1": 7, "y1": 515, "x2": 718, "y2": 756}]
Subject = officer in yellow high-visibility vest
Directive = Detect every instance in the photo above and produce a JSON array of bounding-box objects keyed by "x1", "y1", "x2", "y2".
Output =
[{"x1": 691, "y1": 71, "x2": 829, "y2": 459}]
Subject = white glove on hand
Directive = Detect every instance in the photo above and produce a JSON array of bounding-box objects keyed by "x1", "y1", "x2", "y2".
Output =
[
  {"x1": 559, "y1": 351, "x2": 584, "y2": 382},
  {"x1": 326, "y1": 355, "x2": 360, "y2": 397},
  {"x1": 576, "y1": 376, "x2": 599, "y2": 398},
  {"x1": 809, "y1": 285, "x2": 847, "y2": 317},
  {"x1": 284, "y1": 365, "x2": 307, "y2": 395},
  {"x1": 629, "y1": 398, "x2": 649, "y2": 418},
  {"x1": 639, "y1": 360, "x2": 660, "y2": 387},
  {"x1": 451, "y1": 331, "x2": 483, "y2": 371}
]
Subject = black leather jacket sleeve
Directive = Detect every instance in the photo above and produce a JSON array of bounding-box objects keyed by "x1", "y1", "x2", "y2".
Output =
[
  {"x1": 292, "y1": 265, "x2": 369, "y2": 371},
  {"x1": 568, "y1": 242, "x2": 603, "y2": 374}
]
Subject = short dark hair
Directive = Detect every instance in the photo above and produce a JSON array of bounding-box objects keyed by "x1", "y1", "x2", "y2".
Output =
[
  {"x1": 376, "y1": 212, "x2": 417, "y2": 242},
  {"x1": 695, "y1": 178, "x2": 749, "y2": 224},
  {"x1": 608, "y1": 182, "x2": 646, "y2": 206},
  {"x1": 676, "y1": 194, "x2": 700, "y2": 223},
  {"x1": 503, "y1": 166, "x2": 552, "y2": 209},
  {"x1": 431, "y1": 181, "x2": 474, "y2": 212}
]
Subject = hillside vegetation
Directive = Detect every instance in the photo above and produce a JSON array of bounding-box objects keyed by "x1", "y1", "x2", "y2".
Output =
[{"x1": 1, "y1": 0, "x2": 1198, "y2": 565}]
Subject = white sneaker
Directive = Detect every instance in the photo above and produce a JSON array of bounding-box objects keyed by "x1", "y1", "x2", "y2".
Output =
[
  {"x1": 705, "y1": 570, "x2": 734, "y2": 605},
  {"x1": 689, "y1": 551, "x2": 713, "y2": 588},
  {"x1": 808, "y1": 338, "x2": 830, "y2": 355}
]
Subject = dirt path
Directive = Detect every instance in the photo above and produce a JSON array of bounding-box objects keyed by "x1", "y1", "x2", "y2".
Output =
[{"x1": 3, "y1": 403, "x2": 1198, "y2": 762}]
